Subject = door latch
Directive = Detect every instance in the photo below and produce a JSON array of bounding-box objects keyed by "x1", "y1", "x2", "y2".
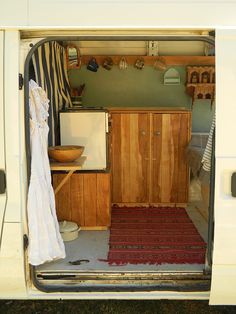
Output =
[
  {"x1": 231, "y1": 173, "x2": 236, "y2": 197},
  {"x1": 0, "y1": 170, "x2": 6, "y2": 194},
  {"x1": 23, "y1": 234, "x2": 29, "y2": 250},
  {"x1": 19, "y1": 73, "x2": 24, "y2": 90}
]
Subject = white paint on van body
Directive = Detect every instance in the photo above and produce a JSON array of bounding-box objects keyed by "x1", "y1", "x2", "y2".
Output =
[
  {"x1": 25, "y1": 1, "x2": 236, "y2": 28},
  {"x1": 0, "y1": 31, "x2": 6, "y2": 242},
  {"x1": 4, "y1": 31, "x2": 22, "y2": 223},
  {"x1": 0, "y1": 3, "x2": 236, "y2": 303},
  {"x1": 0, "y1": 0, "x2": 28, "y2": 27},
  {"x1": 27, "y1": 290, "x2": 209, "y2": 300},
  {"x1": 209, "y1": 29, "x2": 236, "y2": 304},
  {"x1": 0, "y1": 1, "x2": 235, "y2": 28},
  {"x1": 0, "y1": 31, "x2": 27, "y2": 298}
]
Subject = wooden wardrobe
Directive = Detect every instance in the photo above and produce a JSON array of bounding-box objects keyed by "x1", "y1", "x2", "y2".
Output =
[{"x1": 110, "y1": 108, "x2": 191, "y2": 206}]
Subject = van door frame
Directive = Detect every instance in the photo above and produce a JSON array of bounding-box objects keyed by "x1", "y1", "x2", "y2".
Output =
[
  {"x1": 0, "y1": 30, "x2": 7, "y2": 245},
  {"x1": 23, "y1": 34, "x2": 215, "y2": 293}
]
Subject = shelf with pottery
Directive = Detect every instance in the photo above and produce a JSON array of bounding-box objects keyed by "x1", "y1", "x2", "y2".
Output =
[
  {"x1": 73, "y1": 55, "x2": 215, "y2": 68},
  {"x1": 66, "y1": 44, "x2": 215, "y2": 69},
  {"x1": 186, "y1": 65, "x2": 215, "y2": 105},
  {"x1": 50, "y1": 152, "x2": 110, "y2": 230}
]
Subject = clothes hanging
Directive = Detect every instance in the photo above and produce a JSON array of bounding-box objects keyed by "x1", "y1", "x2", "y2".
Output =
[
  {"x1": 27, "y1": 80, "x2": 65, "y2": 266},
  {"x1": 32, "y1": 41, "x2": 72, "y2": 145}
]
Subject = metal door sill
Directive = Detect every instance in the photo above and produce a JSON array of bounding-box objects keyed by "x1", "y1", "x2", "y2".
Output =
[{"x1": 33, "y1": 269, "x2": 211, "y2": 293}]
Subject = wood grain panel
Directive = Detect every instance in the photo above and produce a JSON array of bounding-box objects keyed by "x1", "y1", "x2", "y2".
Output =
[
  {"x1": 152, "y1": 113, "x2": 190, "y2": 203},
  {"x1": 111, "y1": 114, "x2": 122, "y2": 202},
  {"x1": 159, "y1": 114, "x2": 174, "y2": 203},
  {"x1": 177, "y1": 114, "x2": 191, "y2": 203},
  {"x1": 53, "y1": 174, "x2": 71, "y2": 221},
  {"x1": 169, "y1": 114, "x2": 181, "y2": 203},
  {"x1": 121, "y1": 114, "x2": 131, "y2": 201},
  {"x1": 53, "y1": 172, "x2": 111, "y2": 228},
  {"x1": 83, "y1": 173, "x2": 97, "y2": 226},
  {"x1": 111, "y1": 113, "x2": 150, "y2": 203},
  {"x1": 138, "y1": 113, "x2": 151, "y2": 202},
  {"x1": 70, "y1": 174, "x2": 84, "y2": 226},
  {"x1": 151, "y1": 114, "x2": 162, "y2": 202},
  {"x1": 96, "y1": 173, "x2": 111, "y2": 226}
]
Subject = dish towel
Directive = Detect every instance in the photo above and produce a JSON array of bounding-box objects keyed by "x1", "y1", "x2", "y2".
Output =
[{"x1": 27, "y1": 80, "x2": 65, "y2": 266}]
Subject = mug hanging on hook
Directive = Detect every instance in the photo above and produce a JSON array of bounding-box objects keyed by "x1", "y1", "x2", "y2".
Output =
[
  {"x1": 119, "y1": 57, "x2": 128, "y2": 70},
  {"x1": 66, "y1": 45, "x2": 81, "y2": 69},
  {"x1": 134, "y1": 57, "x2": 145, "y2": 70},
  {"x1": 87, "y1": 57, "x2": 99, "y2": 72},
  {"x1": 153, "y1": 57, "x2": 167, "y2": 71},
  {"x1": 103, "y1": 57, "x2": 113, "y2": 70}
]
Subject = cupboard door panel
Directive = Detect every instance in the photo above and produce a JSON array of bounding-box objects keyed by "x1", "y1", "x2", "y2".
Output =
[
  {"x1": 53, "y1": 174, "x2": 71, "y2": 221},
  {"x1": 152, "y1": 113, "x2": 190, "y2": 203},
  {"x1": 177, "y1": 114, "x2": 190, "y2": 203},
  {"x1": 151, "y1": 114, "x2": 162, "y2": 202},
  {"x1": 83, "y1": 173, "x2": 97, "y2": 226},
  {"x1": 97, "y1": 173, "x2": 111, "y2": 226},
  {"x1": 152, "y1": 113, "x2": 176, "y2": 203},
  {"x1": 112, "y1": 113, "x2": 150, "y2": 203},
  {"x1": 53, "y1": 173, "x2": 111, "y2": 228},
  {"x1": 111, "y1": 113, "x2": 122, "y2": 202},
  {"x1": 71, "y1": 174, "x2": 84, "y2": 226}
]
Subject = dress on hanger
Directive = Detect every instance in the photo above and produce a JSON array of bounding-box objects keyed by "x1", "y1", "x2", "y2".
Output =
[{"x1": 27, "y1": 79, "x2": 65, "y2": 266}]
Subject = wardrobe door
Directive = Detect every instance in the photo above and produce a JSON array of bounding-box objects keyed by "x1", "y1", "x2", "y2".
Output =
[
  {"x1": 111, "y1": 113, "x2": 150, "y2": 203},
  {"x1": 151, "y1": 113, "x2": 190, "y2": 204}
]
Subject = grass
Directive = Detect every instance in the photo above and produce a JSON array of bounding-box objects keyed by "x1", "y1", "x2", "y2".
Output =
[{"x1": 1, "y1": 300, "x2": 236, "y2": 314}]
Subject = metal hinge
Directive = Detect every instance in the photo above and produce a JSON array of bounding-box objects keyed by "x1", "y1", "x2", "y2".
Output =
[
  {"x1": 23, "y1": 234, "x2": 29, "y2": 250},
  {"x1": 147, "y1": 41, "x2": 159, "y2": 56},
  {"x1": 0, "y1": 169, "x2": 6, "y2": 194},
  {"x1": 19, "y1": 73, "x2": 24, "y2": 90}
]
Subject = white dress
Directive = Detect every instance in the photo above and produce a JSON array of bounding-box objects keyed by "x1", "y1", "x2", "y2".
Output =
[{"x1": 27, "y1": 80, "x2": 65, "y2": 266}]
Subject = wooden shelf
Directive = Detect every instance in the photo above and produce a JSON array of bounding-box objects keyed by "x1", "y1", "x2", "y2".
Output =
[
  {"x1": 73, "y1": 55, "x2": 215, "y2": 67},
  {"x1": 186, "y1": 66, "x2": 215, "y2": 105},
  {"x1": 50, "y1": 156, "x2": 86, "y2": 171},
  {"x1": 50, "y1": 156, "x2": 86, "y2": 195}
]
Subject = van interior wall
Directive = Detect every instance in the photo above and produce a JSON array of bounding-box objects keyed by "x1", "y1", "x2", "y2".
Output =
[{"x1": 68, "y1": 65, "x2": 214, "y2": 132}]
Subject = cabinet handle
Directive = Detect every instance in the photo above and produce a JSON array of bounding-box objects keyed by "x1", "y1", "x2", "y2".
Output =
[
  {"x1": 154, "y1": 131, "x2": 161, "y2": 136},
  {"x1": 140, "y1": 130, "x2": 146, "y2": 136},
  {"x1": 152, "y1": 158, "x2": 157, "y2": 161},
  {"x1": 144, "y1": 157, "x2": 149, "y2": 160}
]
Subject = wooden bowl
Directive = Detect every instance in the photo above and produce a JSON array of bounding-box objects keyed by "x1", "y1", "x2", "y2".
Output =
[{"x1": 48, "y1": 145, "x2": 84, "y2": 163}]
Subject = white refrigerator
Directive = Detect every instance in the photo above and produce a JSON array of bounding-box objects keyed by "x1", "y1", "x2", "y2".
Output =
[{"x1": 59, "y1": 111, "x2": 108, "y2": 170}]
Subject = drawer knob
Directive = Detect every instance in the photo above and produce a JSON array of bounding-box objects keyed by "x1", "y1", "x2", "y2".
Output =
[{"x1": 140, "y1": 130, "x2": 146, "y2": 136}]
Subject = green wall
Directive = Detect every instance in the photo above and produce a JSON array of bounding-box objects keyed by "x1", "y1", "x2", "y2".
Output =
[{"x1": 68, "y1": 66, "x2": 214, "y2": 132}]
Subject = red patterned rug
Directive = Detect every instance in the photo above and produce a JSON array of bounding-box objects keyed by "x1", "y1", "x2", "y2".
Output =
[{"x1": 103, "y1": 207, "x2": 206, "y2": 265}]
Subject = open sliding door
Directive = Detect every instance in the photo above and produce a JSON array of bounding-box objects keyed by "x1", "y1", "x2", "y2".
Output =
[
  {"x1": 210, "y1": 29, "x2": 236, "y2": 305},
  {"x1": 0, "y1": 31, "x2": 6, "y2": 245}
]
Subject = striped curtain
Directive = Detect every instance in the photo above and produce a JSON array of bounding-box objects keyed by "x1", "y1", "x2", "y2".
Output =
[
  {"x1": 32, "y1": 41, "x2": 72, "y2": 145},
  {"x1": 202, "y1": 113, "x2": 215, "y2": 173}
]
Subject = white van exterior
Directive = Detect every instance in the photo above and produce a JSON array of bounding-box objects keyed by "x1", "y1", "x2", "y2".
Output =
[{"x1": 1, "y1": 0, "x2": 236, "y2": 305}]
